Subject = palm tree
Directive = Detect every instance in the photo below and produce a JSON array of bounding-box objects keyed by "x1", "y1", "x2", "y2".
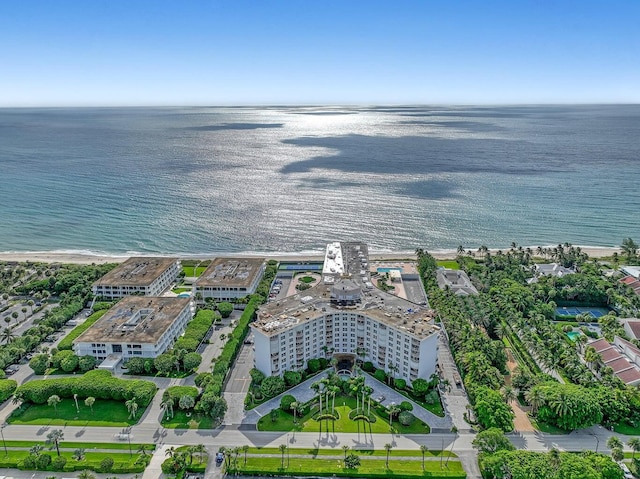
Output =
[
  {"x1": 47, "y1": 395, "x2": 61, "y2": 416},
  {"x1": 73, "y1": 448, "x2": 86, "y2": 461},
  {"x1": 84, "y1": 396, "x2": 95, "y2": 412},
  {"x1": 311, "y1": 381, "x2": 322, "y2": 413},
  {"x1": 420, "y1": 444, "x2": 428, "y2": 470},
  {"x1": 46, "y1": 429, "x2": 64, "y2": 456},
  {"x1": 291, "y1": 401, "x2": 300, "y2": 424},
  {"x1": 0, "y1": 327, "x2": 16, "y2": 345},
  {"x1": 330, "y1": 385, "x2": 340, "y2": 414},
  {"x1": 137, "y1": 444, "x2": 150, "y2": 456},
  {"x1": 186, "y1": 445, "x2": 198, "y2": 465},
  {"x1": 525, "y1": 388, "x2": 543, "y2": 415},
  {"x1": 387, "y1": 403, "x2": 401, "y2": 427},
  {"x1": 30, "y1": 444, "x2": 43, "y2": 456},
  {"x1": 628, "y1": 437, "x2": 640, "y2": 460},
  {"x1": 160, "y1": 396, "x2": 174, "y2": 420},
  {"x1": 279, "y1": 443, "x2": 287, "y2": 469},
  {"x1": 384, "y1": 443, "x2": 393, "y2": 468},
  {"x1": 125, "y1": 399, "x2": 139, "y2": 419},
  {"x1": 501, "y1": 386, "x2": 516, "y2": 405},
  {"x1": 241, "y1": 444, "x2": 249, "y2": 465},
  {"x1": 165, "y1": 446, "x2": 177, "y2": 458},
  {"x1": 78, "y1": 470, "x2": 96, "y2": 479},
  {"x1": 607, "y1": 436, "x2": 623, "y2": 451},
  {"x1": 342, "y1": 445, "x2": 350, "y2": 460}
]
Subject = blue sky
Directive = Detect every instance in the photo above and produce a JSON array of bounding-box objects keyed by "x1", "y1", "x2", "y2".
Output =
[{"x1": 1, "y1": 1, "x2": 638, "y2": 105}]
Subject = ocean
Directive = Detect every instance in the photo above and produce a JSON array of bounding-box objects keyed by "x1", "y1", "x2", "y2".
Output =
[{"x1": 0, "y1": 105, "x2": 638, "y2": 257}]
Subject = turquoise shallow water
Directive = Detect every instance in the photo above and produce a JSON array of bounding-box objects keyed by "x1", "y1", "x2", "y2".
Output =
[{"x1": 0, "y1": 105, "x2": 638, "y2": 256}]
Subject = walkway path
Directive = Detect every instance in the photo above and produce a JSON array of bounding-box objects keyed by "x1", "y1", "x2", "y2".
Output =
[{"x1": 504, "y1": 349, "x2": 535, "y2": 432}]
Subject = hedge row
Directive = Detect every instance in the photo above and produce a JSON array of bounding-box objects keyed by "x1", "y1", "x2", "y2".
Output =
[
  {"x1": 57, "y1": 309, "x2": 109, "y2": 351},
  {"x1": 0, "y1": 379, "x2": 17, "y2": 402},
  {"x1": 164, "y1": 385, "x2": 199, "y2": 403},
  {"x1": 0, "y1": 451, "x2": 147, "y2": 474},
  {"x1": 212, "y1": 299, "x2": 257, "y2": 377},
  {"x1": 228, "y1": 467, "x2": 465, "y2": 479},
  {"x1": 174, "y1": 309, "x2": 215, "y2": 352},
  {"x1": 15, "y1": 370, "x2": 157, "y2": 406}
]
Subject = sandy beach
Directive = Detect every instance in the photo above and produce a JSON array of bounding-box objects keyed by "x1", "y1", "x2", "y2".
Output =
[{"x1": 0, "y1": 246, "x2": 622, "y2": 265}]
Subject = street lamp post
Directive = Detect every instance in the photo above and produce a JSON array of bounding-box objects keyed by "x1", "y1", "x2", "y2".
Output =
[
  {"x1": 286, "y1": 433, "x2": 290, "y2": 466},
  {"x1": 0, "y1": 424, "x2": 7, "y2": 456}
]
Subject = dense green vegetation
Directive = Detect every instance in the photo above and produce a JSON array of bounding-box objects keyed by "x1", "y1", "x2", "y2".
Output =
[
  {"x1": 419, "y1": 241, "x2": 640, "y2": 434},
  {"x1": 0, "y1": 378, "x2": 17, "y2": 402},
  {"x1": 0, "y1": 262, "x2": 117, "y2": 371},
  {"x1": 14, "y1": 369, "x2": 156, "y2": 405}
]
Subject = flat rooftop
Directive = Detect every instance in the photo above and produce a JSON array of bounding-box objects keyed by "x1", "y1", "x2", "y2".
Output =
[
  {"x1": 254, "y1": 241, "x2": 438, "y2": 340},
  {"x1": 74, "y1": 296, "x2": 191, "y2": 345},
  {"x1": 196, "y1": 257, "x2": 265, "y2": 288},
  {"x1": 93, "y1": 257, "x2": 177, "y2": 287}
]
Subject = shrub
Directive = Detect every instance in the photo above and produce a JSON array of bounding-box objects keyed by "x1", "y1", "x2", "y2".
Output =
[
  {"x1": 344, "y1": 453, "x2": 361, "y2": 469},
  {"x1": 283, "y1": 370, "x2": 302, "y2": 387},
  {"x1": 218, "y1": 302, "x2": 234, "y2": 318},
  {"x1": 318, "y1": 358, "x2": 328, "y2": 369},
  {"x1": 0, "y1": 379, "x2": 17, "y2": 402},
  {"x1": 183, "y1": 352, "x2": 202, "y2": 371},
  {"x1": 362, "y1": 361, "x2": 374, "y2": 373},
  {"x1": 52, "y1": 455, "x2": 67, "y2": 470},
  {"x1": 153, "y1": 353, "x2": 176, "y2": 376},
  {"x1": 394, "y1": 378, "x2": 407, "y2": 390},
  {"x1": 374, "y1": 369, "x2": 386, "y2": 383},
  {"x1": 60, "y1": 354, "x2": 79, "y2": 373},
  {"x1": 51, "y1": 350, "x2": 75, "y2": 370},
  {"x1": 29, "y1": 354, "x2": 50, "y2": 375},
  {"x1": 424, "y1": 390, "x2": 439, "y2": 405},
  {"x1": 15, "y1": 370, "x2": 157, "y2": 406},
  {"x1": 164, "y1": 386, "x2": 199, "y2": 404},
  {"x1": 261, "y1": 376, "x2": 286, "y2": 399},
  {"x1": 398, "y1": 411, "x2": 415, "y2": 426},
  {"x1": 307, "y1": 358, "x2": 321, "y2": 373},
  {"x1": 77, "y1": 355, "x2": 97, "y2": 372},
  {"x1": 249, "y1": 368, "x2": 266, "y2": 385},
  {"x1": 395, "y1": 401, "x2": 411, "y2": 412},
  {"x1": 37, "y1": 453, "x2": 52, "y2": 469},
  {"x1": 100, "y1": 456, "x2": 114, "y2": 472},
  {"x1": 411, "y1": 378, "x2": 430, "y2": 398},
  {"x1": 280, "y1": 394, "x2": 296, "y2": 412},
  {"x1": 174, "y1": 310, "x2": 214, "y2": 352},
  {"x1": 125, "y1": 357, "x2": 145, "y2": 375},
  {"x1": 22, "y1": 455, "x2": 37, "y2": 469},
  {"x1": 194, "y1": 372, "x2": 214, "y2": 388}
]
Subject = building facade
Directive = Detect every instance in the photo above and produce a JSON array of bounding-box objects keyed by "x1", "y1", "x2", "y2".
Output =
[
  {"x1": 92, "y1": 257, "x2": 181, "y2": 299},
  {"x1": 252, "y1": 242, "x2": 439, "y2": 383},
  {"x1": 194, "y1": 258, "x2": 266, "y2": 301},
  {"x1": 73, "y1": 296, "x2": 193, "y2": 361}
]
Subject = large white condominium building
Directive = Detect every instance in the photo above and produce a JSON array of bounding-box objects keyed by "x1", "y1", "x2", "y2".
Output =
[
  {"x1": 194, "y1": 257, "x2": 266, "y2": 301},
  {"x1": 251, "y1": 242, "x2": 439, "y2": 383},
  {"x1": 92, "y1": 257, "x2": 181, "y2": 299},
  {"x1": 73, "y1": 296, "x2": 193, "y2": 361}
]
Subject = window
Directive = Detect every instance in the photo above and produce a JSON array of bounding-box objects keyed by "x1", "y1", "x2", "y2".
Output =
[{"x1": 112, "y1": 344, "x2": 122, "y2": 353}]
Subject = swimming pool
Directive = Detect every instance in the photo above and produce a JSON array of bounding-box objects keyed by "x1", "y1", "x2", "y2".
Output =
[
  {"x1": 377, "y1": 267, "x2": 402, "y2": 273},
  {"x1": 566, "y1": 331, "x2": 581, "y2": 341}
]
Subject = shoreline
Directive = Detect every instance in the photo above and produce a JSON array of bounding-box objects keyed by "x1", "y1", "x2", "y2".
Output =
[{"x1": 0, "y1": 246, "x2": 622, "y2": 265}]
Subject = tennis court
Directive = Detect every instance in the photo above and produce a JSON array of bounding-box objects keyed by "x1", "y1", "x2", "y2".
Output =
[{"x1": 555, "y1": 306, "x2": 610, "y2": 319}]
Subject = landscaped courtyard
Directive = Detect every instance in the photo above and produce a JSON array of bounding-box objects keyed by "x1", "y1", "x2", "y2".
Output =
[{"x1": 258, "y1": 394, "x2": 430, "y2": 434}]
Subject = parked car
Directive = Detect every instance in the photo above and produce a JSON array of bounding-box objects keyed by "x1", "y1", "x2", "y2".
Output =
[{"x1": 215, "y1": 452, "x2": 224, "y2": 465}]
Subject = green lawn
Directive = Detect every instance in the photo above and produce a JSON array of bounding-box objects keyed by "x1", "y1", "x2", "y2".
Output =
[
  {"x1": 172, "y1": 287, "x2": 192, "y2": 294},
  {"x1": 1, "y1": 440, "x2": 154, "y2": 451},
  {"x1": 230, "y1": 456, "x2": 465, "y2": 478},
  {"x1": 182, "y1": 266, "x2": 207, "y2": 277},
  {"x1": 0, "y1": 449, "x2": 148, "y2": 473},
  {"x1": 614, "y1": 422, "x2": 640, "y2": 436},
  {"x1": 161, "y1": 410, "x2": 214, "y2": 429},
  {"x1": 258, "y1": 396, "x2": 430, "y2": 434},
  {"x1": 8, "y1": 398, "x2": 141, "y2": 427},
  {"x1": 395, "y1": 388, "x2": 445, "y2": 417},
  {"x1": 245, "y1": 447, "x2": 456, "y2": 458},
  {"x1": 437, "y1": 261, "x2": 460, "y2": 270},
  {"x1": 529, "y1": 417, "x2": 569, "y2": 435}
]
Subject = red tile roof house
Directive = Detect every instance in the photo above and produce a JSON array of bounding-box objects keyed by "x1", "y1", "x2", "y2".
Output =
[{"x1": 587, "y1": 337, "x2": 640, "y2": 386}]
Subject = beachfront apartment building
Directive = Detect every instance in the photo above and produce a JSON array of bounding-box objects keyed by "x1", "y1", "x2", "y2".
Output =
[
  {"x1": 73, "y1": 296, "x2": 193, "y2": 362},
  {"x1": 194, "y1": 257, "x2": 265, "y2": 301},
  {"x1": 92, "y1": 257, "x2": 181, "y2": 299},
  {"x1": 252, "y1": 242, "x2": 440, "y2": 383}
]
